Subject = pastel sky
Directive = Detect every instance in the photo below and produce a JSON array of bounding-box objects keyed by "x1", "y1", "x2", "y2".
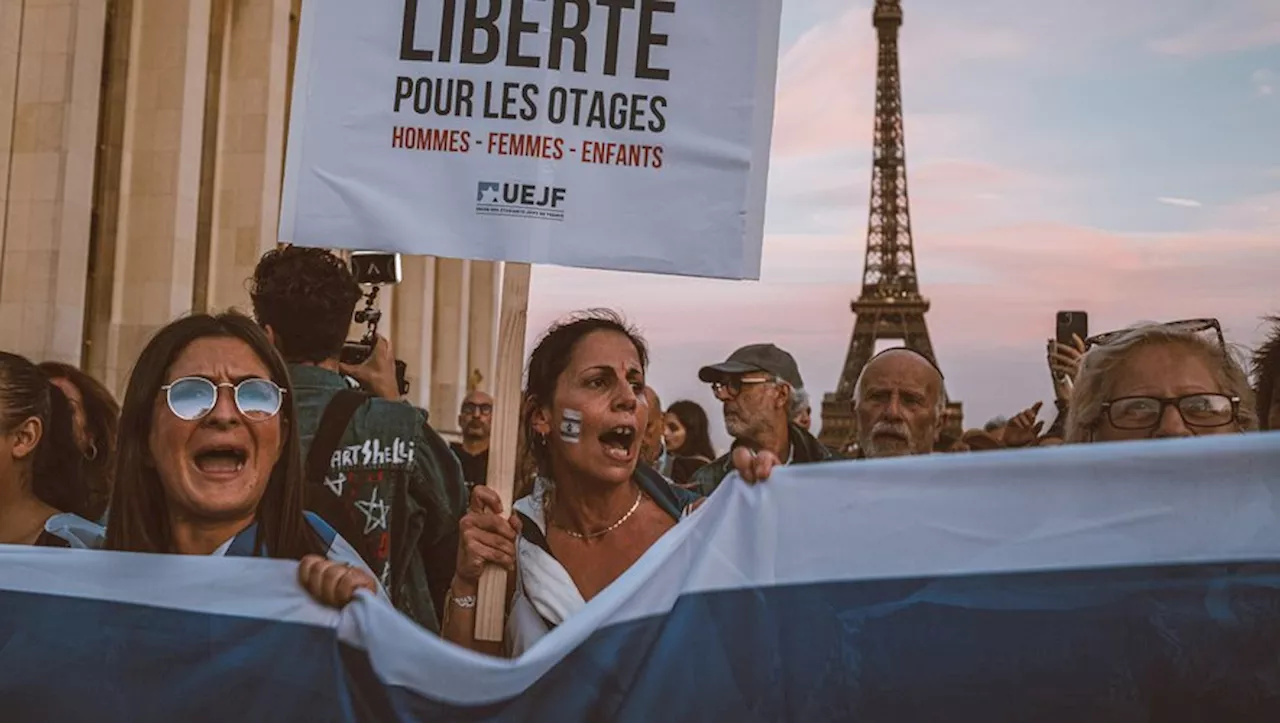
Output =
[{"x1": 526, "y1": 0, "x2": 1280, "y2": 452}]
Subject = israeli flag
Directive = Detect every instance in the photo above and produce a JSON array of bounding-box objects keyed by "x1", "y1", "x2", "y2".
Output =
[{"x1": 2, "y1": 434, "x2": 1279, "y2": 721}]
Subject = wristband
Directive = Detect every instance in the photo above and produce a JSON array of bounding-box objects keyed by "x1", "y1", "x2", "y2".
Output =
[{"x1": 450, "y1": 591, "x2": 477, "y2": 609}]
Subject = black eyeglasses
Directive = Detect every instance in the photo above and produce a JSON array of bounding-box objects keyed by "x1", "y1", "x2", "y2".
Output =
[
  {"x1": 461, "y1": 403, "x2": 492, "y2": 416},
  {"x1": 710, "y1": 375, "x2": 776, "y2": 400},
  {"x1": 161, "y1": 377, "x2": 286, "y2": 422},
  {"x1": 1101, "y1": 393, "x2": 1239, "y2": 430},
  {"x1": 1085, "y1": 318, "x2": 1224, "y2": 351}
]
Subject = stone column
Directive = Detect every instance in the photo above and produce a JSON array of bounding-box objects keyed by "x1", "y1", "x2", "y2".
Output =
[
  {"x1": 203, "y1": 0, "x2": 291, "y2": 313},
  {"x1": 392, "y1": 255, "x2": 435, "y2": 411},
  {"x1": 0, "y1": 0, "x2": 107, "y2": 363},
  {"x1": 466, "y1": 260, "x2": 499, "y2": 393},
  {"x1": 101, "y1": 0, "x2": 211, "y2": 390},
  {"x1": 81, "y1": 0, "x2": 133, "y2": 383},
  {"x1": 429, "y1": 257, "x2": 470, "y2": 433},
  {"x1": 0, "y1": 0, "x2": 22, "y2": 270}
]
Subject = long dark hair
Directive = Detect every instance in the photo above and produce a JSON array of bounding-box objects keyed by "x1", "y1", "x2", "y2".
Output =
[
  {"x1": 520, "y1": 310, "x2": 649, "y2": 478},
  {"x1": 0, "y1": 352, "x2": 89, "y2": 517},
  {"x1": 665, "y1": 399, "x2": 716, "y2": 460},
  {"x1": 1253, "y1": 315, "x2": 1280, "y2": 431},
  {"x1": 104, "y1": 313, "x2": 323, "y2": 559},
  {"x1": 37, "y1": 362, "x2": 119, "y2": 520}
]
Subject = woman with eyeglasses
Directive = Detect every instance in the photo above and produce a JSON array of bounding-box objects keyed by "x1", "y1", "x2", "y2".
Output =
[
  {"x1": 104, "y1": 314, "x2": 378, "y2": 599},
  {"x1": 1063, "y1": 319, "x2": 1257, "y2": 443},
  {"x1": 0, "y1": 352, "x2": 102, "y2": 547}
]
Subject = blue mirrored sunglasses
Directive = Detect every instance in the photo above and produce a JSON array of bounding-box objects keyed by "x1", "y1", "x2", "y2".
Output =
[{"x1": 160, "y1": 377, "x2": 286, "y2": 422}]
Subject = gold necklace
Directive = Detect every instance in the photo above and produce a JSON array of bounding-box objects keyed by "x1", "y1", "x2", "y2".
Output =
[{"x1": 553, "y1": 488, "x2": 644, "y2": 540}]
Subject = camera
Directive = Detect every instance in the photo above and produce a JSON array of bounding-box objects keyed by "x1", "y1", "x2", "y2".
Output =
[
  {"x1": 342, "y1": 251, "x2": 410, "y2": 397},
  {"x1": 350, "y1": 251, "x2": 402, "y2": 286}
]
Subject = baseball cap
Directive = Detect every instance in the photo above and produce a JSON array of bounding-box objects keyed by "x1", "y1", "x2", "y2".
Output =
[{"x1": 698, "y1": 343, "x2": 803, "y2": 388}]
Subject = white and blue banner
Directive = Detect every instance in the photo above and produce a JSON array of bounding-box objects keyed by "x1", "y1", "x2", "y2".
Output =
[
  {"x1": 3, "y1": 434, "x2": 1280, "y2": 721},
  {"x1": 279, "y1": 0, "x2": 781, "y2": 280}
]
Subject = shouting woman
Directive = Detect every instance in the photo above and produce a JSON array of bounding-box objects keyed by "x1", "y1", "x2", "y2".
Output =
[
  {"x1": 105, "y1": 312, "x2": 376, "y2": 590},
  {"x1": 451, "y1": 311, "x2": 700, "y2": 654},
  {"x1": 301, "y1": 310, "x2": 715, "y2": 654}
]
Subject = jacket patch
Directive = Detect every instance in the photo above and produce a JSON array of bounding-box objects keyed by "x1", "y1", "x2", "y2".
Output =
[
  {"x1": 330, "y1": 437, "x2": 416, "y2": 469},
  {"x1": 354, "y1": 488, "x2": 390, "y2": 534}
]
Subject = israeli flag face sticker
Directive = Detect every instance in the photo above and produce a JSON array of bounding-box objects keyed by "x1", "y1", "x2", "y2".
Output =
[{"x1": 560, "y1": 409, "x2": 583, "y2": 444}]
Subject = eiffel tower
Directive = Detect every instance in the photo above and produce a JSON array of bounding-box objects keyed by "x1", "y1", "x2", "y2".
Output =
[{"x1": 817, "y1": 0, "x2": 963, "y2": 449}]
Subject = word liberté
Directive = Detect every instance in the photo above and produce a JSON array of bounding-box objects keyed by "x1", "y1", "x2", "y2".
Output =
[{"x1": 395, "y1": 0, "x2": 673, "y2": 131}]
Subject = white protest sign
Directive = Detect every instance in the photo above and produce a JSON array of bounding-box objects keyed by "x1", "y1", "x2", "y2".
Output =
[{"x1": 280, "y1": 0, "x2": 782, "y2": 280}]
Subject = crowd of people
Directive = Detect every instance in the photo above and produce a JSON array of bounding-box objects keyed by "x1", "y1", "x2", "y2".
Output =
[{"x1": 2, "y1": 245, "x2": 1277, "y2": 658}]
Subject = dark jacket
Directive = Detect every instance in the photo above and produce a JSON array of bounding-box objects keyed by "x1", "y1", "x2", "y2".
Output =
[
  {"x1": 450, "y1": 442, "x2": 489, "y2": 489},
  {"x1": 691, "y1": 423, "x2": 838, "y2": 497},
  {"x1": 290, "y1": 365, "x2": 467, "y2": 634}
]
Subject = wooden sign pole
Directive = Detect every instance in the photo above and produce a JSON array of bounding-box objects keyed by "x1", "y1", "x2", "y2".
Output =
[{"x1": 474, "y1": 261, "x2": 531, "y2": 642}]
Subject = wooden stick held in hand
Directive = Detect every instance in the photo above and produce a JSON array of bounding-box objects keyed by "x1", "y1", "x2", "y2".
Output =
[{"x1": 474, "y1": 262, "x2": 531, "y2": 642}]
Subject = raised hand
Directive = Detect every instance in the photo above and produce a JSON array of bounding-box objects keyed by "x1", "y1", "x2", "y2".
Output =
[
  {"x1": 1003, "y1": 401, "x2": 1045, "y2": 447},
  {"x1": 1047, "y1": 333, "x2": 1086, "y2": 402},
  {"x1": 339, "y1": 333, "x2": 400, "y2": 400}
]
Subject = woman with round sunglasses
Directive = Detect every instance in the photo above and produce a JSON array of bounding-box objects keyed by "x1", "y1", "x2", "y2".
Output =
[
  {"x1": 1064, "y1": 319, "x2": 1257, "y2": 443},
  {"x1": 104, "y1": 313, "x2": 380, "y2": 600},
  {"x1": 0, "y1": 352, "x2": 102, "y2": 547}
]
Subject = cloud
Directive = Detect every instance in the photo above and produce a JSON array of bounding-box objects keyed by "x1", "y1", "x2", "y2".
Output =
[
  {"x1": 1252, "y1": 69, "x2": 1275, "y2": 97},
  {"x1": 1157, "y1": 197, "x2": 1204, "y2": 208},
  {"x1": 769, "y1": 5, "x2": 1003, "y2": 159},
  {"x1": 1212, "y1": 191, "x2": 1280, "y2": 230},
  {"x1": 528, "y1": 220, "x2": 1280, "y2": 451},
  {"x1": 523, "y1": 0, "x2": 1280, "y2": 449},
  {"x1": 1147, "y1": 0, "x2": 1280, "y2": 55}
]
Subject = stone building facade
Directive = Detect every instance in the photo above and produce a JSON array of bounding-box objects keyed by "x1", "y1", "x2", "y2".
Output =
[{"x1": 0, "y1": 0, "x2": 497, "y2": 436}]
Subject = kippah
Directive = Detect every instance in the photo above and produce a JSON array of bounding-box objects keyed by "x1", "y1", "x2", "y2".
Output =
[{"x1": 866, "y1": 346, "x2": 945, "y2": 380}]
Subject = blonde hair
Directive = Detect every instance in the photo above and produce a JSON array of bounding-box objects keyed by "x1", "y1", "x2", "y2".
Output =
[{"x1": 1064, "y1": 322, "x2": 1257, "y2": 443}]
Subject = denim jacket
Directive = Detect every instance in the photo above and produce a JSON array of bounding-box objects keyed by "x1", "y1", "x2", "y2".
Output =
[{"x1": 289, "y1": 365, "x2": 467, "y2": 633}]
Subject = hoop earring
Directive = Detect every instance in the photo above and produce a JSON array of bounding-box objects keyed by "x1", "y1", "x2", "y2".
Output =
[{"x1": 85, "y1": 442, "x2": 99, "y2": 461}]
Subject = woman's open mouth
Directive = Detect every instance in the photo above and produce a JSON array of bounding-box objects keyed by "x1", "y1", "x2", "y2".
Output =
[
  {"x1": 192, "y1": 445, "x2": 248, "y2": 478},
  {"x1": 599, "y1": 426, "x2": 637, "y2": 462}
]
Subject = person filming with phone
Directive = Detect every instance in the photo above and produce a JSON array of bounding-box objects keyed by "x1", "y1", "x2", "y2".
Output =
[{"x1": 249, "y1": 246, "x2": 466, "y2": 634}]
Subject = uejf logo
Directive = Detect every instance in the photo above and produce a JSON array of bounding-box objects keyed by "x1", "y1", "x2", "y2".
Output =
[{"x1": 475, "y1": 181, "x2": 567, "y2": 222}]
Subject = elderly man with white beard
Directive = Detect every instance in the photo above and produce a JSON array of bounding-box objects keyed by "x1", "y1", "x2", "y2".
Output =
[
  {"x1": 852, "y1": 348, "x2": 946, "y2": 458},
  {"x1": 732, "y1": 347, "x2": 945, "y2": 480}
]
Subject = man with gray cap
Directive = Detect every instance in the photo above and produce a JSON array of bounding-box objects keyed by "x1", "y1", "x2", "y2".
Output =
[{"x1": 689, "y1": 343, "x2": 835, "y2": 495}]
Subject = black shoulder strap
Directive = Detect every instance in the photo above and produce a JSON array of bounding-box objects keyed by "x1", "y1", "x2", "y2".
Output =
[
  {"x1": 517, "y1": 510, "x2": 550, "y2": 554},
  {"x1": 635, "y1": 465, "x2": 684, "y2": 522},
  {"x1": 306, "y1": 389, "x2": 369, "y2": 483},
  {"x1": 304, "y1": 390, "x2": 373, "y2": 565}
]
